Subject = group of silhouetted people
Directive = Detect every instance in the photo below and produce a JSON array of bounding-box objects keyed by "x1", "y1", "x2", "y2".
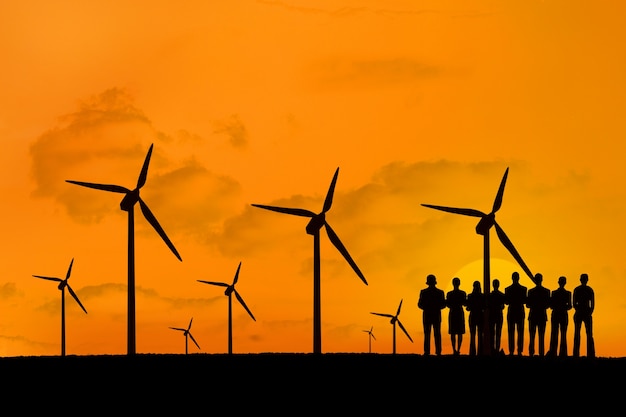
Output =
[{"x1": 417, "y1": 272, "x2": 595, "y2": 358}]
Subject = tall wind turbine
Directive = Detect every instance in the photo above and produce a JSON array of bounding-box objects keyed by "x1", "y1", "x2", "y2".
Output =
[
  {"x1": 197, "y1": 261, "x2": 255, "y2": 355},
  {"x1": 66, "y1": 143, "x2": 182, "y2": 356},
  {"x1": 169, "y1": 317, "x2": 200, "y2": 355},
  {"x1": 363, "y1": 325, "x2": 376, "y2": 353},
  {"x1": 33, "y1": 258, "x2": 88, "y2": 356},
  {"x1": 251, "y1": 167, "x2": 368, "y2": 354},
  {"x1": 370, "y1": 299, "x2": 413, "y2": 355},
  {"x1": 421, "y1": 167, "x2": 535, "y2": 355}
]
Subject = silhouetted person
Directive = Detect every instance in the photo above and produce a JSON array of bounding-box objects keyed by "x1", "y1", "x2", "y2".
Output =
[
  {"x1": 548, "y1": 276, "x2": 572, "y2": 357},
  {"x1": 573, "y1": 273, "x2": 595, "y2": 358},
  {"x1": 488, "y1": 278, "x2": 506, "y2": 355},
  {"x1": 526, "y1": 273, "x2": 551, "y2": 357},
  {"x1": 446, "y1": 277, "x2": 467, "y2": 355},
  {"x1": 466, "y1": 280, "x2": 484, "y2": 356},
  {"x1": 505, "y1": 271, "x2": 527, "y2": 356},
  {"x1": 418, "y1": 274, "x2": 446, "y2": 356}
]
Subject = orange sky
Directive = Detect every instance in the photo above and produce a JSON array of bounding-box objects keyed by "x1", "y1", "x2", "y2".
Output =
[{"x1": 1, "y1": 0, "x2": 625, "y2": 357}]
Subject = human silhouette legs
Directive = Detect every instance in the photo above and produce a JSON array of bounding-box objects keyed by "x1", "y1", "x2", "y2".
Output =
[
  {"x1": 433, "y1": 326, "x2": 442, "y2": 355},
  {"x1": 537, "y1": 322, "x2": 546, "y2": 356},
  {"x1": 574, "y1": 315, "x2": 595, "y2": 358},
  {"x1": 423, "y1": 326, "x2": 432, "y2": 356},
  {"x1": 528, "y1": 324, "x2": 537, "y2": 356}
]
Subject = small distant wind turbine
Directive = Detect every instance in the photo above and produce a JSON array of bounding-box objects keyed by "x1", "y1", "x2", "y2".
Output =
[
  {"x1": 371, "y1": 299, "x2": 413, "y2": 355},
  {"x1": 363, "y1": 325, "x2": 376, "y2": 353},
  {"x1": 169, "y1": 317, "x2": 200, "y2": 355},
  {"x1": 252, "y1": 167, "x2": 368, "y2": 354},
  {"x1": 421, "y1": 167, "x2": 536, "y2": 355},
  {"x1": 197, "y1": 261, "x2": 255, "y2": 354},
  {"x1": 66, "y1": 143, "x2": 182, "y2": 356},
  {"x1": 33, "y1": 258, "x2": 88, "y2": 357}
]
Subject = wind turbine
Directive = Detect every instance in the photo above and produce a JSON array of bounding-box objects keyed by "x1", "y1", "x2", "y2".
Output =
[
  {"x1": 169, "y1": 317, "x2": 200, "y2": 355},
  {"x1": 251, "y1": 167, "x2": 368, "y2": 354},
  {"x1": 33, "y1": 258, "x2": 88, "y2": 357},
  {"x1": 363, "y1": 325, "x2": 376, "y2": 353},
  {"x1": 370, "y1": 299, "x2": 413, "y2": 355},
  {"x1": 421, "y1": 167, "x2": 535, "y2": 355},
  {"x1": 197, "y1": 261, "x2": 255, "y2": 355},
  {"x1": 66, "y1": 143, "x2": 182, "y2": 356}
]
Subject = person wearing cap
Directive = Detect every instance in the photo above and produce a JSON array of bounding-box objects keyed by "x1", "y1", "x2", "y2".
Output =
[{"x1": 418, "y1": 274, "x2": 446, "y2": 356}]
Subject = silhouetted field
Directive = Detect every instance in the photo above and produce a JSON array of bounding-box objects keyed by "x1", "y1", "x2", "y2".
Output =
[{"x1": 2, "y1": 353, "x2": 622, "y2": 412}]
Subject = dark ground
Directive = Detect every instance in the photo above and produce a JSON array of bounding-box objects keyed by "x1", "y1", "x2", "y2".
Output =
[{"x1": 2, "y1": 353, "x2": 622, "y2": 412}]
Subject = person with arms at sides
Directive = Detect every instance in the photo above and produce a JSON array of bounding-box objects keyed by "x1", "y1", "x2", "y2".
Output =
[
  {"x1": 547, "y1": 276, "x2": 572, "y2": 357},
  {"x1": 526, "y1": 273, "x2": 551, "y2": 357},
  {"x1": 466, "y1": 280, "x2": 485, "y2": 356},
  {"x1": 505, "y1": 271, "x2": 527, "y2": 356},
  {"x1": 573, "y1": 273, "x2": 595, "y2": 358},
  {"x1": 446, "y1": 277, "x2": 467, "y2": 355},
  {"x1": 488, "y1": 278, "x2": 506, "y2": 356},
  {"x1": 418, "y1": 274, "x2": 446, "y2": 356}
]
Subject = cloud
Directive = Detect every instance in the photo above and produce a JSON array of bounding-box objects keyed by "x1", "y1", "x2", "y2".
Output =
[
  {"x1": 213, "y1": 159, "x2": 554, "y2": 284},
  {"x1": 257, "y1": 0, "x2": 440, "y2": 18},
  {"x1": 212, "y1": 115, "x2": 249, "y2": 149},
  {"x1": 307, "y1": 57, "x2": 441, "y2": 91},
  {"x1": 0, "y1": 283, "x2": 21, "y2": 300},
  {"x1": 29, "y1": 88, "x2": 243, "y2": 241}
]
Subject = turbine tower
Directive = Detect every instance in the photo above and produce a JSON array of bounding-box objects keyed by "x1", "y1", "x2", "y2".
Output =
[
  {"x1": 33, "y1": 258, "x2": 88, "y2": 356},
  {"x1": 198, "y1": 261, "x2": 255, "y2": 354},
  {"x1": 252, "y1": 167, "x2": 367, "y2": 354},
  {"x1": 370, "y1": 299, "x2": 412, "y2": 355},
  {"x1": 66, "y1": 143, "x2": 182, "y2": 355},
  {"x1": 169, "y1": 317, "x2": 200, "y2": 355}
]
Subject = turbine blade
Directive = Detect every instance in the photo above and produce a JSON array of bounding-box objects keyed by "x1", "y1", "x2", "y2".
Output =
[
  {"x1": 197, "y1": 280, "x2": 229, "y2": 287},
  {"x1": 67, "y1": 285, "x2": 88, "y2": 314},
  {"x1": 492, "y1": 167, "x2": 509, "y2": 213},
  {"x1": 188, "y1": 317, "x2": 193, "y2": 331},
  {"x1": 232, "y1": 261, "x2": 242, "y2": 285},
  {"x1": 370, "y1": 312, "x2": 393, "y2": 318},
  {"x1": 170, "y1": 327, "x2": 185, "y2": 332},
  {"x1": 421, "y1": 204, "x2": 485, "y2": 218},
  {"x1": 397, "y1": 319, "x2": 414, "y2": 342},
  {"x1": 251, "y1": 204, "x2": 316, "y2": 218},
  {"x1": 65, "y1": 180, "x2": 130, "y2": 194},
  {"x1": 324, "y1": 223, "x2": 367, "y2": 285},
  {"x1": 234, "y1": 290, "x2": 256, "y2": 321},
  {"x1": 322, "y1": 167, "x2": 340, "y2": 213},
  {"x1": 66, "y1": 258, "x2": 74, "y2": 280},
  {"x1": 371, "y1": 334, "x2": 376, "y2": 340},
  {"x1": 137, "y1": 144, "x2": 154, "y2": 189},
  {"x1": 494, "y1": 222, "x2": 534, "y2": 281},
  {"x1": 33, "y1": 275, "x2": 62, "y2": 282},
  {"x1": 189, "y1": 333, "x2": 200, "y2": 349},
  {"x1": 138, "y1": 199, "x2": 182, "y2": 261},
  {"x1": 396, "y1": 299, "x2": 403, "y2": 315}
]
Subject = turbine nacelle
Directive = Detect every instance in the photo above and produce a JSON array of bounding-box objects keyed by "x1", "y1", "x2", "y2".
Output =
[
  {"x1": 120, "y1": 189, "x2": 140, "y2": 212},
  {"x1": 475, "y1": 213, "x2": 495, "y2": 235},
  {"x1": 306, "y1": 213, "x2": 326, "y2": 235}
]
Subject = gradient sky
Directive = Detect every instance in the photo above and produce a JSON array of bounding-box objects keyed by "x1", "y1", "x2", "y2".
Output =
[{"x1": 1, "y1": 0, "x2": 625, "y2": 357}]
